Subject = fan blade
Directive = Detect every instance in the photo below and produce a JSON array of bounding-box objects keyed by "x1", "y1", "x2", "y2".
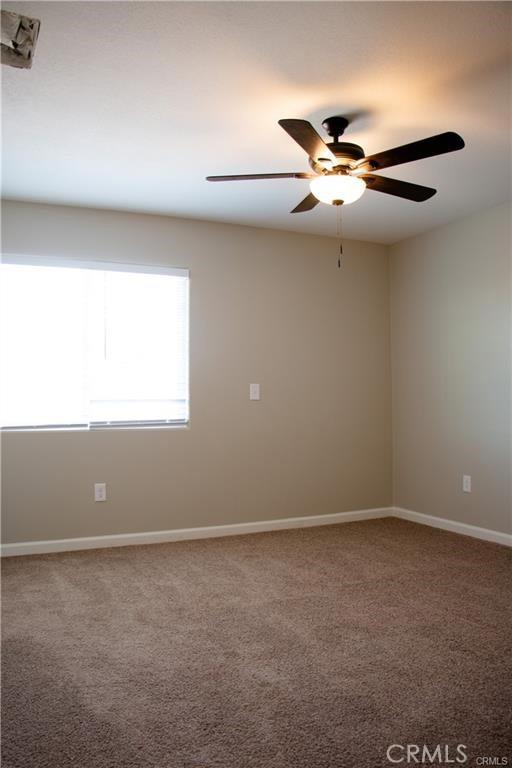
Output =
[
  {"x1": 356, "y1": 132, "x2": 464, "y2": 172},
  {"x1": 361, "y1": 174, "x2": 436, "y2": 202},
  {"x1": 278, "y1": 119, "x2": 336, "y2": 164},
  {"x1": 291, "y1": 192, "x2": 319, "y2": 214},
  {"x1": 206, "y1": 172, "x2": 314, "y2": 181}
]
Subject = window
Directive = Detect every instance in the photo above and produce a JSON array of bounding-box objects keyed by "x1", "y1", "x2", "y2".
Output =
[{"x1": 1, "y1": 257, "x2": 189, "y2": 429}]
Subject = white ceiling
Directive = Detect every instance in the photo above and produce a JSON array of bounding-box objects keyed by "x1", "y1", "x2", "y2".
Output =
[{"x1": 2, "y1": 1, "x2": 511, "y2": 243}]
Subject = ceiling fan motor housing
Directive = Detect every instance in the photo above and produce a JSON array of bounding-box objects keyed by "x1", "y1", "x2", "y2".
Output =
[
  {"x1": 309, "y1": 142, "x2": 365, "y2": 173},
  {"x1": 330, "y1": 142, "x2": 365, "y2": 166},
  {"x1": 329, "y1": 142, "x2": 365, "y2": 162}
]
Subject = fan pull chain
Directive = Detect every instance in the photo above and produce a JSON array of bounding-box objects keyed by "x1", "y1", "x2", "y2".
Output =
[{"x1": 336, "y1": 204, "x2": 343, "y2": 268}]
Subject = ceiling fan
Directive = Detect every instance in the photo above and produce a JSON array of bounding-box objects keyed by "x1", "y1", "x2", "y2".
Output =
[{"x1": 206, "y1": 116, "x2": 465, "y2": 213}]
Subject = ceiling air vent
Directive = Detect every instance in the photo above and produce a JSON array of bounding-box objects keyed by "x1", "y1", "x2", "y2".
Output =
[{"x1": 1, "y1": 10, "x2": 40, "y2": 69}]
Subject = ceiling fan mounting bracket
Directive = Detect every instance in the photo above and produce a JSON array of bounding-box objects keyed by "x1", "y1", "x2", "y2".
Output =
[{"x1": 321, "y1": 115, "x2": 350, "y2": 142}]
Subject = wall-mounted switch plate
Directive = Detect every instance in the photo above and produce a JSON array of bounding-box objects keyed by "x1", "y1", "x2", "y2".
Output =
[
  {"x1": 94, "y1": 482, "x2": 107, "y2": 502},
  {"x1": 249, "y1": 383, "x2": 260, "y2": 401},
  {"x1": 462, "y1": 475, "x2": 471, "y2": 493}
]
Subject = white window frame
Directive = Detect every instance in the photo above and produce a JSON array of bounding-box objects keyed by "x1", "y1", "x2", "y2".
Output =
[{"x1": 1, "y1": 254, "x2": 190, "y2": 432}]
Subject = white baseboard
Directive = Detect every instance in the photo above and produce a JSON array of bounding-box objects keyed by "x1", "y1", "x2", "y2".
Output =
[
  {"x1": 393, "y1": 507, "x2": 512, "y2": 547},
  {"x1": 3, "y1": 505, "x2": 510, "y2": 557},
  {"x1": 0, "y1": 507, "x2": 392, "y2": 557}
]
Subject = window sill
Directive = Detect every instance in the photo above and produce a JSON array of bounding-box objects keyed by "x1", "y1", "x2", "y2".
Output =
[{"x1": 1, "y1": 422, "x2": 190, "y2": 433}]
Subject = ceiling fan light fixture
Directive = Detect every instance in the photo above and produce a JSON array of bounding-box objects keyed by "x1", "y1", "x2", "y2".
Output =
[{"x1": 309, "y1": 174, "x2": 366, "y2": 205}]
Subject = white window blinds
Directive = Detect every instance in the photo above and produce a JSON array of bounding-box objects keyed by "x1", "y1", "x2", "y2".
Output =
[{"x1": 0, "y1": 258, "x2": 189, "y2": 429}]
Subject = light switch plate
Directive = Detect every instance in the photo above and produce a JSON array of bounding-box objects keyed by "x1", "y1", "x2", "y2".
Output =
[
  {"x1": 249, "y1": 383, "x2": 260, "y2": 401},
  {"x1": 462, "y1": 475, "x2": 471, "y2": 493}
]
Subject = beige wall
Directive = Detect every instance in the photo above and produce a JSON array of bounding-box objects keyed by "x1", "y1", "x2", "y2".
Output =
[
  {"x1": 390, "y1": 202, "x2": 511, "y2": 534},
  {"x1": 1, "y1": 201, "x2": 392, "y2": 543},
  {"x1": 4, "y1": 200, "x2": 509, "y2": 544}
]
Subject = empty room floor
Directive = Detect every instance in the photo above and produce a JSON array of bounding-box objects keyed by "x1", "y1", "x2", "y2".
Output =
[{"x1": 2, "y1": 518, "x2": 511, "y2": 768}]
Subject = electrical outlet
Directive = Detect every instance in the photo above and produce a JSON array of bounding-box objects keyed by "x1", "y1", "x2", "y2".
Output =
[
  {"x1": 462, "y1": 475, "x2": 471, "y2": 493},
  {"x1": 94, "y1": 482, "x2": 107, "y2": 502}
]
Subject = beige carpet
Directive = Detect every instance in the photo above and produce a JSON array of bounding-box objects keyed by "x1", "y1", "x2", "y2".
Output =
[{"x1": 2, "y1": 517, "x2": 511, "y2": 768}]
